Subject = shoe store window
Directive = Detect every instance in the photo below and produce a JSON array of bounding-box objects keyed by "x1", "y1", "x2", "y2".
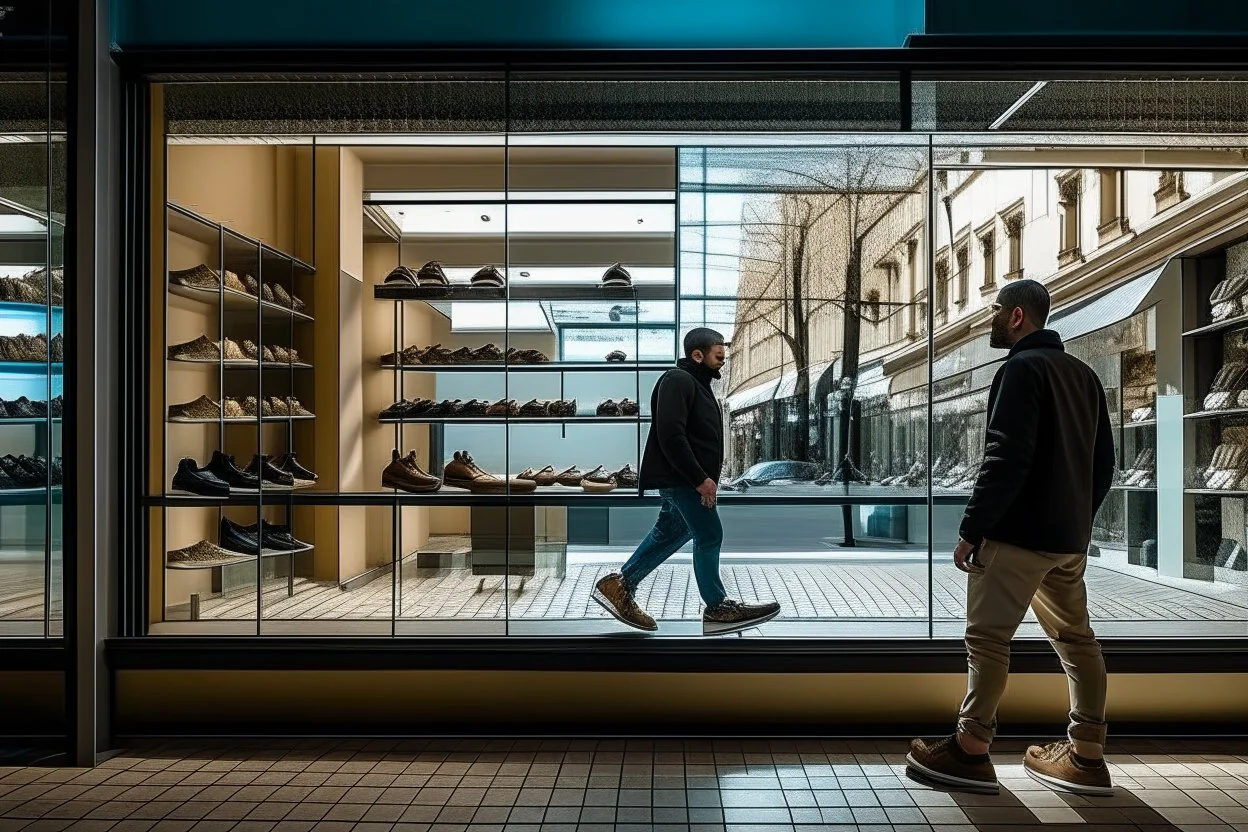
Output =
[
  {"x1": 0, "y1": 67, "x2": 65, "y2": 638},
  {"x1": 136, "y1": 74, "x2": 1248, "y2": 638}
]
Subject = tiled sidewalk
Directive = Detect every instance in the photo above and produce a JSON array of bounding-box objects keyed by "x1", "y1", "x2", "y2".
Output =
[{"x1": 3, "y1": 738, "x2": 1248, "y2": 832}]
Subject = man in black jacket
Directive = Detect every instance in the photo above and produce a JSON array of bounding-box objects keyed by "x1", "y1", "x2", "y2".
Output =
[
  {"x1": 908, "y1": 280, "x2": 1116, "y2": 797},
  {"x1": 592, "y1": 328, "x2": 781, "y2": 635}
]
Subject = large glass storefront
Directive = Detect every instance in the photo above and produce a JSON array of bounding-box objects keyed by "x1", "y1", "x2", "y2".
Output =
[{"x1": 132, "y1": 76, "x2": 1248, "y2": 638}]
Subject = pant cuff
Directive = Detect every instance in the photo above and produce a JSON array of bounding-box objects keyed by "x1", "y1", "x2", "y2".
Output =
[
  {"x1": 957, "y1": 717, "x2": 996, "y2": 745},
  {"x1": 1068, "y1": 722, "x2": 1108, "y2": 746}
]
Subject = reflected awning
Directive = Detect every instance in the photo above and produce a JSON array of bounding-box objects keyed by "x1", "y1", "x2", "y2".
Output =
[
  {"x1": 726, "y1": 377, "x2": 780, "y2": 411},
  {"x1": 1048, "y1": 262, "x2": 1166, "y2": 342}
]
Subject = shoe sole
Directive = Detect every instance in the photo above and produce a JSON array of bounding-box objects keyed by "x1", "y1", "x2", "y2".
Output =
[
  {"x1": 1024, "y1": 763, "x2": 1114, "y2": 795},
  {"x1": 590, "y1": 590, "x2": 658, "y2": 632},
  {"x1": 905, "y1": 755, "x2": 1000, "y2": 794},
  {"x1": 581, "y1": 481, "x2": 617, "y2": 493},
  {"x1": 702, "y1": 607, "x2": 781, "y2": 635},
  {"x1": 382, "y1": 476, "x2": 442, "y2": 493}
]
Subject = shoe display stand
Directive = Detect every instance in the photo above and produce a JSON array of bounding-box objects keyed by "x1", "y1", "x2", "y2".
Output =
[
  {"x1": 1182, "y1": 242, "x2": 1248, "y2": 585},
  {"x1": 1100, "y1": 344, "x2": 1159, "y2": 568},
  {"x1": 159, "y1": 203, "x2": 317, "y2": 616}
]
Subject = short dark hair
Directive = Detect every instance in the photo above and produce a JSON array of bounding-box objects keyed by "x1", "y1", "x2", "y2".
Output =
[
  {"x1": 683, "y1": 327, "x2": 725, "y2": 359},
  {"x1": 997, "y1": 279, "x2": 1051, "y2": 326}
]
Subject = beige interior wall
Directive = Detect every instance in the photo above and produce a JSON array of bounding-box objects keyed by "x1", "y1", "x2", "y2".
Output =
[{"x1": 167, "y1": 145, "x2": 295, "y2": 252}]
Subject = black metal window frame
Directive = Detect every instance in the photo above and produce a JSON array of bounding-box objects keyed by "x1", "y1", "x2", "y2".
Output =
[{"x1": 107, "y1": 43, "x2": 1248, "y2": 674}]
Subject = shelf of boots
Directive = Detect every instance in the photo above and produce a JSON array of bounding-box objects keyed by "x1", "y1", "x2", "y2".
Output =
[
  {"x1": 167, "y1": 357, "x2": 314, "y2": 371},
  {"x1": 1185, "y1": 407, "x2": 1248, "y2": 420},
  {"x1": 0, "y1": 361, "x2": 63, "y2": 375},
  {"x1": 0, "y1": 485, "x2": 62, "y2": 506},
  {"x1": 1184, "y1": 313, "x2": 1248, "y2": 339},
  {"x1": 168, "y1": 204, "x2": 315, "y2": 275},
  {"x1": 0, "y1": 300, "x2": 62, "y2": 314},
  {"x1": 167, "y1": 415, "x2": 316, "y2": 424},
  {"x1": 380, "y1": 361, "x2": 671, "y2": 374},
  {"x1": 377, "y1": 414, "x2": 651, "y2": 425},
  {"x1": 167, "y1": 282, "x2": 315, "y2": 324},
  {"x1": 374, "y1": 283, "x2": 673, "y2": 302}
]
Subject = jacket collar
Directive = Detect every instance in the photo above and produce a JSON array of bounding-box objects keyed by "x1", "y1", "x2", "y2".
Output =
[
  {"x1": 1009, "y1": 328, "x2": 1065, "y2": 358},
  {"x1": 677, "y1": 357, "x2": 721, "y2": 383}
]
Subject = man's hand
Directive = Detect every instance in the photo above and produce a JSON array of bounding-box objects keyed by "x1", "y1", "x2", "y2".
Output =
[
  {"x1": 696, "y1": 478, "x2": 717, "y2": 508},
  {"x1": 954, "y1": 538, "x2": 977, "y2": 573}
]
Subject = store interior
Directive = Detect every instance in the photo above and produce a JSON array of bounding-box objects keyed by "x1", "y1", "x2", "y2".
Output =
[{"x1": 128, "y1": 82, "x2": 1248, "y2": 636}]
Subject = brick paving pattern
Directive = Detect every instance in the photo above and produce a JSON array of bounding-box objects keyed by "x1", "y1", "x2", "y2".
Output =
[{"x1": 4, "y1": 737, "x2": 1248, "y2": 831}]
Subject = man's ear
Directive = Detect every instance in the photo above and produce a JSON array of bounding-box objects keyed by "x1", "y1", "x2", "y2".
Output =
[{"x1": 691, "y1": 349, "x2": 704, "y2": 363}]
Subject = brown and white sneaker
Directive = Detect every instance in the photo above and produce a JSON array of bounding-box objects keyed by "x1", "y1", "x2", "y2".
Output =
[
  {"x1": 1023, "y1": 741, "x2": 1113, "y2": 795},
  {"x1": 591, "y1": 573, "x2": 657, "y2": 632},
  {"x1": 906, "y1": 736, "x2": 999, "y2": 794}
]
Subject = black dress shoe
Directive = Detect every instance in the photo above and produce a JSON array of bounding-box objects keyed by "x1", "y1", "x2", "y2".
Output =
[
  {"x1": 206, "y1": 450, "x2": 261, "y2": 491},
  {"x1": 244, "y1": 454, "x2": 296, "y2": 488},
  {"x1": 172, "y1": 457, "x2": 231, "y2": 497},
  {"x1": 219, "y1": 517, "x2": 264, "y2": 554},
  {"x1": 274, "y1": 453, "x2": 318, "y2": 483},
  {"x1": 239, "y1": 519, "x2": 312, "y2": 551}
]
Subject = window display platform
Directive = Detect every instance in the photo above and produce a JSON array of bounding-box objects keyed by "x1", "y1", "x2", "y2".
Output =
[{"x1": 160, "y1": 555, "x2": 1248, "y2": 636}]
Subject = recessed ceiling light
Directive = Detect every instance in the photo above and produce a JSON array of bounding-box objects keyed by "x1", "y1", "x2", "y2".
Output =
[
  {"x1": 519, "y1": 271, "x2": 531, "y2": 277},
  {"x1": 481, "y1": 215, "x2": 491, "y2": 222}
]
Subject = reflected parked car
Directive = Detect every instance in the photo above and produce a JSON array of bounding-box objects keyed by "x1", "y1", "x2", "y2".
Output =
[{"x1": 720, "y1": 460, "x2": 822, "y2": 492}]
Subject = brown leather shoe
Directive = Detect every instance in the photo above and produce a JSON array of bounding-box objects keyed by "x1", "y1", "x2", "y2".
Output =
[
  {"x1": 581, "y1": 465, "x2": 617, "y2": 492},
  {"x1": 591, "y1": 573, "x2": 657, "y2": 631},
  {"x1": 518, "y1": 465, "x2": 557, "y2": 486},
  {"x1": 443, "y1": 450, "x2": 535, "y2": 493},
  {"x1": 554, "y1": 465, "x2": 585, "y2": 487},
  {"x1": 906, "y1": 736, "x2": 998, "y2": 794},
  {"x1": 1023, "y1": 741, "x2": 1113, "y2": 795},
  {"x1": 382, "y1": 449, "x2": 442, "y2": 493}
]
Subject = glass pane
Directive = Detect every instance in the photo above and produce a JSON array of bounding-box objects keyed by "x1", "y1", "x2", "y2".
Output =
[{"x1": 0, "y1": 69, "x2": 52, "y2": 637}]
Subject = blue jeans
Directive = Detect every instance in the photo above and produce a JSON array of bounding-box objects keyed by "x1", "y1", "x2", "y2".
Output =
[{"x1": 620, "y1": 487, "x2": 728, "y2": 607}]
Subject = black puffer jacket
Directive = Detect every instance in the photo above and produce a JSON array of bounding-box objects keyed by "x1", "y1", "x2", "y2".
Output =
[
  {"x1": 959, "y1": 329, "x2": 1115, "y2": 554},
  {"x1": 638, "y1": 358, "x2": 723, "y2": 490}
]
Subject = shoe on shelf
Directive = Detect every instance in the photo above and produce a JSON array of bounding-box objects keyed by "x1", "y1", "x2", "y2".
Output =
[
  {"x1": 283, "y1": 397, "x2": 314, "y2": 417},
  {"x1": 382, "y1": 449, "x2": 443, "y2": 493},
  {"x1": 591, "y1": 573, "x2": 657, "y2": 632},
  {"x1": 2, "y1": 397, "x2": 41, "y2": 419},
  {"x1": 469, "y1": 343, "x2": 504, "y2": 363},
  {"x1": 581, "y1": 465, "x2": 618, "y2": 493},
  {"x1": 270, "y1": 283, "x2": 294, "y2": 309},
  {"x1": 505, "y1": 347, "x2": 549, "y2": 364},
  {"x1": 446, "y1": 346, "x2": 474, "y2": 364},
  {"x1": 518, "y1": 399, "x2": 550, "y2": 417},
  {"x1": 424, "y1": 399, "x2": 463, "y2": 417},
  {"x1": 168, "y1": 395, "x2": 222, "y2": 421},
  {"x1": 619, "y1": 398, "x2": 640, "y2": 416},
  {"x1": 206, "y1": 451, "x2": 262, "y2": 491},
  {"x1": 611, "y1": 464, "x2": 639, "y2": 488},
  {"x1": 549, "y1": 399, "x2": 577, "y2": 417},
  {"x1": 471, "y1": 265, "x2": 505, "y2": 289},
  {"x1": 596, "y1": 399, "x2": 623, "y2": 417},
  {"x1": 486, "y1": 399, "x2": 519, "y2": 417},
  {"x1": 169, "y1": 264, "x2": 220, "y2": 289},
  {"x1": 171, "y1": 457, "x2": 231, "y2": 497},
  {"x1": 554, "y1": 465, "x2": 585, "y2": 487},
  {"x1": 218, "y1": 517, "x2": 264, "y2": 555},
  {"x1": 419, "y1": 344, "x2": 454, "y2": 364},
  {"x1": 703, "y1": 599, "x2": 781, "y2": 635},
  {"x1": 1023, "y1": 741, "x2": 1113, "y2": 795},
  {"x1": 239, "y1": 519, "x2": 312, "y2": 551},
  {"x1": 384, "y1": 265, "x2": 418, "y2": 285},
  {"x1": 418, "y1": 261, "x2": 449, "y2": 286},
  {"x1": 460, "y1": 399, "x2": 489, "y2": 416},
  {"x1": 242, "y1": 274, "x2": 262, "y2": 298},
  {"x1": 167, "y1": 540, "x2": 246, "y2": 565},
  {"x1": 605, "y1": 349, "x2": 628, "y2": 362},
  {"x1": 223, "y1": 271, "x2": 247, "y2": 293},
  {"x1": 443, "y1": 450, "x2": 536, "y2": 493},
  {"x1": 906, "y1": 736, "x2": 999, "y2": 794},
  {"x1": 244, "y1": 454, "x2": 296, "y2": 488},
  {"x1": 273, "y1": 453, "x2": 319, "y2": 485},
  {"x1": 601, "y1": 262, "x2": 633, "y2": 288},
  {"x1": 517, "y1": 465, "x2": 558, "y2": 486}
]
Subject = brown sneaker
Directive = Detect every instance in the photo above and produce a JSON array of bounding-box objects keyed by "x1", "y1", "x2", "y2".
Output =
[
  {"x1": 1023, "y1": 741, "x2": 1113, "y2": 795},
  {"x1": 443, "y1": 450, "x2": 536, "y2": 493},
  {"x1": 906, "y1": 736, "x2": 999, "y2": 794},
  {"x1": 382, "y1": 449, "x2": 442, "y2": 493},
  {"x1": 592, "y1": 573, "x2": 657, "y2": 632}
]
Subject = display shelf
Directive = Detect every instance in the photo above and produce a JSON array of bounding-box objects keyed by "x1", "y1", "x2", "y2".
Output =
[
  {"x1": 167, "y1": 357, "x2": 313, "y2": 371},
  {"x1": 1185, "y1": 407, "x2": 1248, "y2": 421},
  {"x1": 1112, "y1": 485, "x2": 1158, "y2": 492},
  {"x1": 165, "y1": 545, "x2": 315, "y2": 570},
  {"x1": 1186, "y1": 488, "x2": 1248, "y2": 497},
  {"x1": 167, "y1": 415, "x2": 316, "y2": 424},
  {"x1": 1123, "y1": 419, "x2": 1157, "y2": 429},
  {"x1": 379, "y1": 360, "x2": 670, "y2": 373},
  {"x1": 167, "y1": 282, "x2": 314, "y2": 323},
  {"x1": 0, "y1": 485, "x2": 62, "y2": 506},
  {"x1": 0, "y1": 361, "x2": 63, "y2": 375},
  {"x1": 377, "y1": 414, "x2": 650, "y2": 425},
  {"x1": 374, "y1": 283, "x2": 674, "y2": 302},
  {"x1": 0, "y1": 416, "x2": 62, "y2": 425},
  {"x1": 0, "y1": 300, "x2": 62, "y2": 314},
  {"x1": 1184, "y1": 313, "x2": 1248, "y2": 338}
]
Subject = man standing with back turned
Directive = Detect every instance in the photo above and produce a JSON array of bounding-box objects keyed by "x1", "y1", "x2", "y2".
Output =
[
  {"x1": 592, "y1": 328, "x2": 781, "y2": 635},
  {"x1": 907, "y1": 280, "x2": 1116, "y2": 796}
]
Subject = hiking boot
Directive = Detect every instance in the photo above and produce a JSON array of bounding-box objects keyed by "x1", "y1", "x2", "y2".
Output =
[
  {"x1": 382, "y1": 449, "x2": 442, "y2": 493},
  {"x1": 703, "y1": 599, "x2": 781, "y2": 635},
  {"x1": 906, "y1": 736, "x2": 999, "y2": 794},
  {"x1": 591, "y1": 573, "x2": 657, "y2": 632},
  {"x1": 1023, "y1": 741, "x2": 1113, "y2": 795}
]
